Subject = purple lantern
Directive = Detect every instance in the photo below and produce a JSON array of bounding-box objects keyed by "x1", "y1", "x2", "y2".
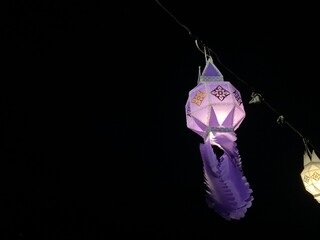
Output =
[{"x1": 185, "y1": 57, "x2": 253, "y2": 220}]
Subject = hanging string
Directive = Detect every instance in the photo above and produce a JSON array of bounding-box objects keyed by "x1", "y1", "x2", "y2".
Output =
[
  {"x1": 155, "y1": 0, "x2": 254, "y2": 93},
  {"x1": 155, "y1": 0, "x2": 320, "y2": 156}
]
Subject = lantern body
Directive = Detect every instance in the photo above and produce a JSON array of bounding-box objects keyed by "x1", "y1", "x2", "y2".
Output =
[
  {"x1": 186, "y1": 59, "x2": 245, "y2": 140},
  {"x1": 301, "y1": 150, "x2": 320, "y2": 203}
]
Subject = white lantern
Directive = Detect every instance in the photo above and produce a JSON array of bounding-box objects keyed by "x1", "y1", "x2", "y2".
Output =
[{"x1": 300, "y1": 150, "x2": 320, "y2": 203}]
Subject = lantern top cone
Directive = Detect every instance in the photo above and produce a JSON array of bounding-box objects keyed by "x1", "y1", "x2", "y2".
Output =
[
  {"x1": 199, "y1": 57, "x2": 224, "y2": 82},
  {"x1": 303, "y1": 150, "x2": 320, "y2": 166},
  {"x1": 186, "y1": 57, "x2": 246, "y2": 140}
]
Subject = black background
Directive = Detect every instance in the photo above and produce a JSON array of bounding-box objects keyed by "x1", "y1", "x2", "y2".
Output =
[{"x1": 1, "y1": 1, "x2": 320, "y2": 239}]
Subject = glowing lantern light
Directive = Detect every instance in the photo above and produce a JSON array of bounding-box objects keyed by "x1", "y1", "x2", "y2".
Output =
[
  {"x1": 185, "y1": 56, "x2": 253, "y2": 220},
  {"x1": 300, "y1": 150, "x2": 320, "y2": 203},
  {"x1": 186, "y1": 58, "x2": 245, "y2": 139}
]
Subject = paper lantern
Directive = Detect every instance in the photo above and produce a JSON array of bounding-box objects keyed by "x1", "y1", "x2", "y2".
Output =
[
  {"x1": 300, "y1": 150, "x2": 320, "y2": 203},
  {"x1": 185, "y1": 57, "x2": 253, "y2": 220},
  {"x1": 186, "y1": 57, "x2": 245, "y2": 142}
]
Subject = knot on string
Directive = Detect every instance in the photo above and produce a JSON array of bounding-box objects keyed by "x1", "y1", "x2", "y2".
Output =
[
  {"x1": 249, "y1": 92, "x2": 263, "y2": 104},
  {"x1": 277, "y1": 115, "x2": 285, "y2": 126}
]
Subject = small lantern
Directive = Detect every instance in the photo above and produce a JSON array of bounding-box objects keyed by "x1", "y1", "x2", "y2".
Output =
[{"x1": 300, "y1": 150, "x2": 320, "y2": 203}]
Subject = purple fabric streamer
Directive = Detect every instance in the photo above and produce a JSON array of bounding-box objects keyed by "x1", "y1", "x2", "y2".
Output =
[{"x1": 200, "y1": 137, "x2": 253, "y2": 220}]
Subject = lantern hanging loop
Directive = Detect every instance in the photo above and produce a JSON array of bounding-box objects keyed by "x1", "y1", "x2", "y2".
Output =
[
  {"x1": 195, "y1": 39, "x2": 214, "y2": 64},
  {"x1": 303, "y1": 138, "x2": 312, "y2": 159},
  {"x1": 204, "y1": 45, "x2": 212, "y2": 62},
  {"x1": 195, "y1": 39, "x2": 205, "y2": 56}
]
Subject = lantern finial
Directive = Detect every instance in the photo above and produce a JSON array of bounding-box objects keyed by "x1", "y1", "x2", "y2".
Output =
[{"x1": 199, "y1": 57, "x2": 224, "y2": 82}]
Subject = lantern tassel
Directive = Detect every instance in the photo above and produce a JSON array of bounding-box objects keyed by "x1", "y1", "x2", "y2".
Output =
[{"x1": 200, "y1": 133, "x2": 253, "y2": 220}]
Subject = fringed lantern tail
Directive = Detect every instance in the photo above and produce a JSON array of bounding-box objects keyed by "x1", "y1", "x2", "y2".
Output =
[{"x1": 199, "y1": 142, "x2": 253, "y2": 220}]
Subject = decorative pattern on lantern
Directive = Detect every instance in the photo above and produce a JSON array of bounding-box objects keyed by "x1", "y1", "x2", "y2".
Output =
[
  {"x1": 185, "y1": 56, "x2": 253, "y2": 220},
  {"x1": 301, "y1": 150, "x2": 320, "y2": 203}
]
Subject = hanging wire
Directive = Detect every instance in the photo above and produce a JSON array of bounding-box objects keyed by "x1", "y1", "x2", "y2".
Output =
[
  {"x1": 155, "y1": 0, "x2": 255, "y2": 93},
  {"x1": 155, "y1": 0, "x2": 320, "y2": 156},
  {"x1": 303, "y1": 138, "x2": 312, "y2": 159}
]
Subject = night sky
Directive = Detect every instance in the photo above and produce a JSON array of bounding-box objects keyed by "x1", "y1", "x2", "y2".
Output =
[{"x1": 2, "y1": 1, "x2": 320, "y2": 239}]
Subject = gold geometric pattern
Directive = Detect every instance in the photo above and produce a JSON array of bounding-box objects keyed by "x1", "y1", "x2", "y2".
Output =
[
  {"x1": 312, "y1": 172, "x2": 320, "y2": 181},
  {"x1": 192, "y1": 90, "x2": 207, "y2": 106},
  {"x1": 303, "y1": 175, "x2": 310, "y2": 183},
  {"x1": 211, "y1": 85, "x2": 230, "y2": 101}
]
